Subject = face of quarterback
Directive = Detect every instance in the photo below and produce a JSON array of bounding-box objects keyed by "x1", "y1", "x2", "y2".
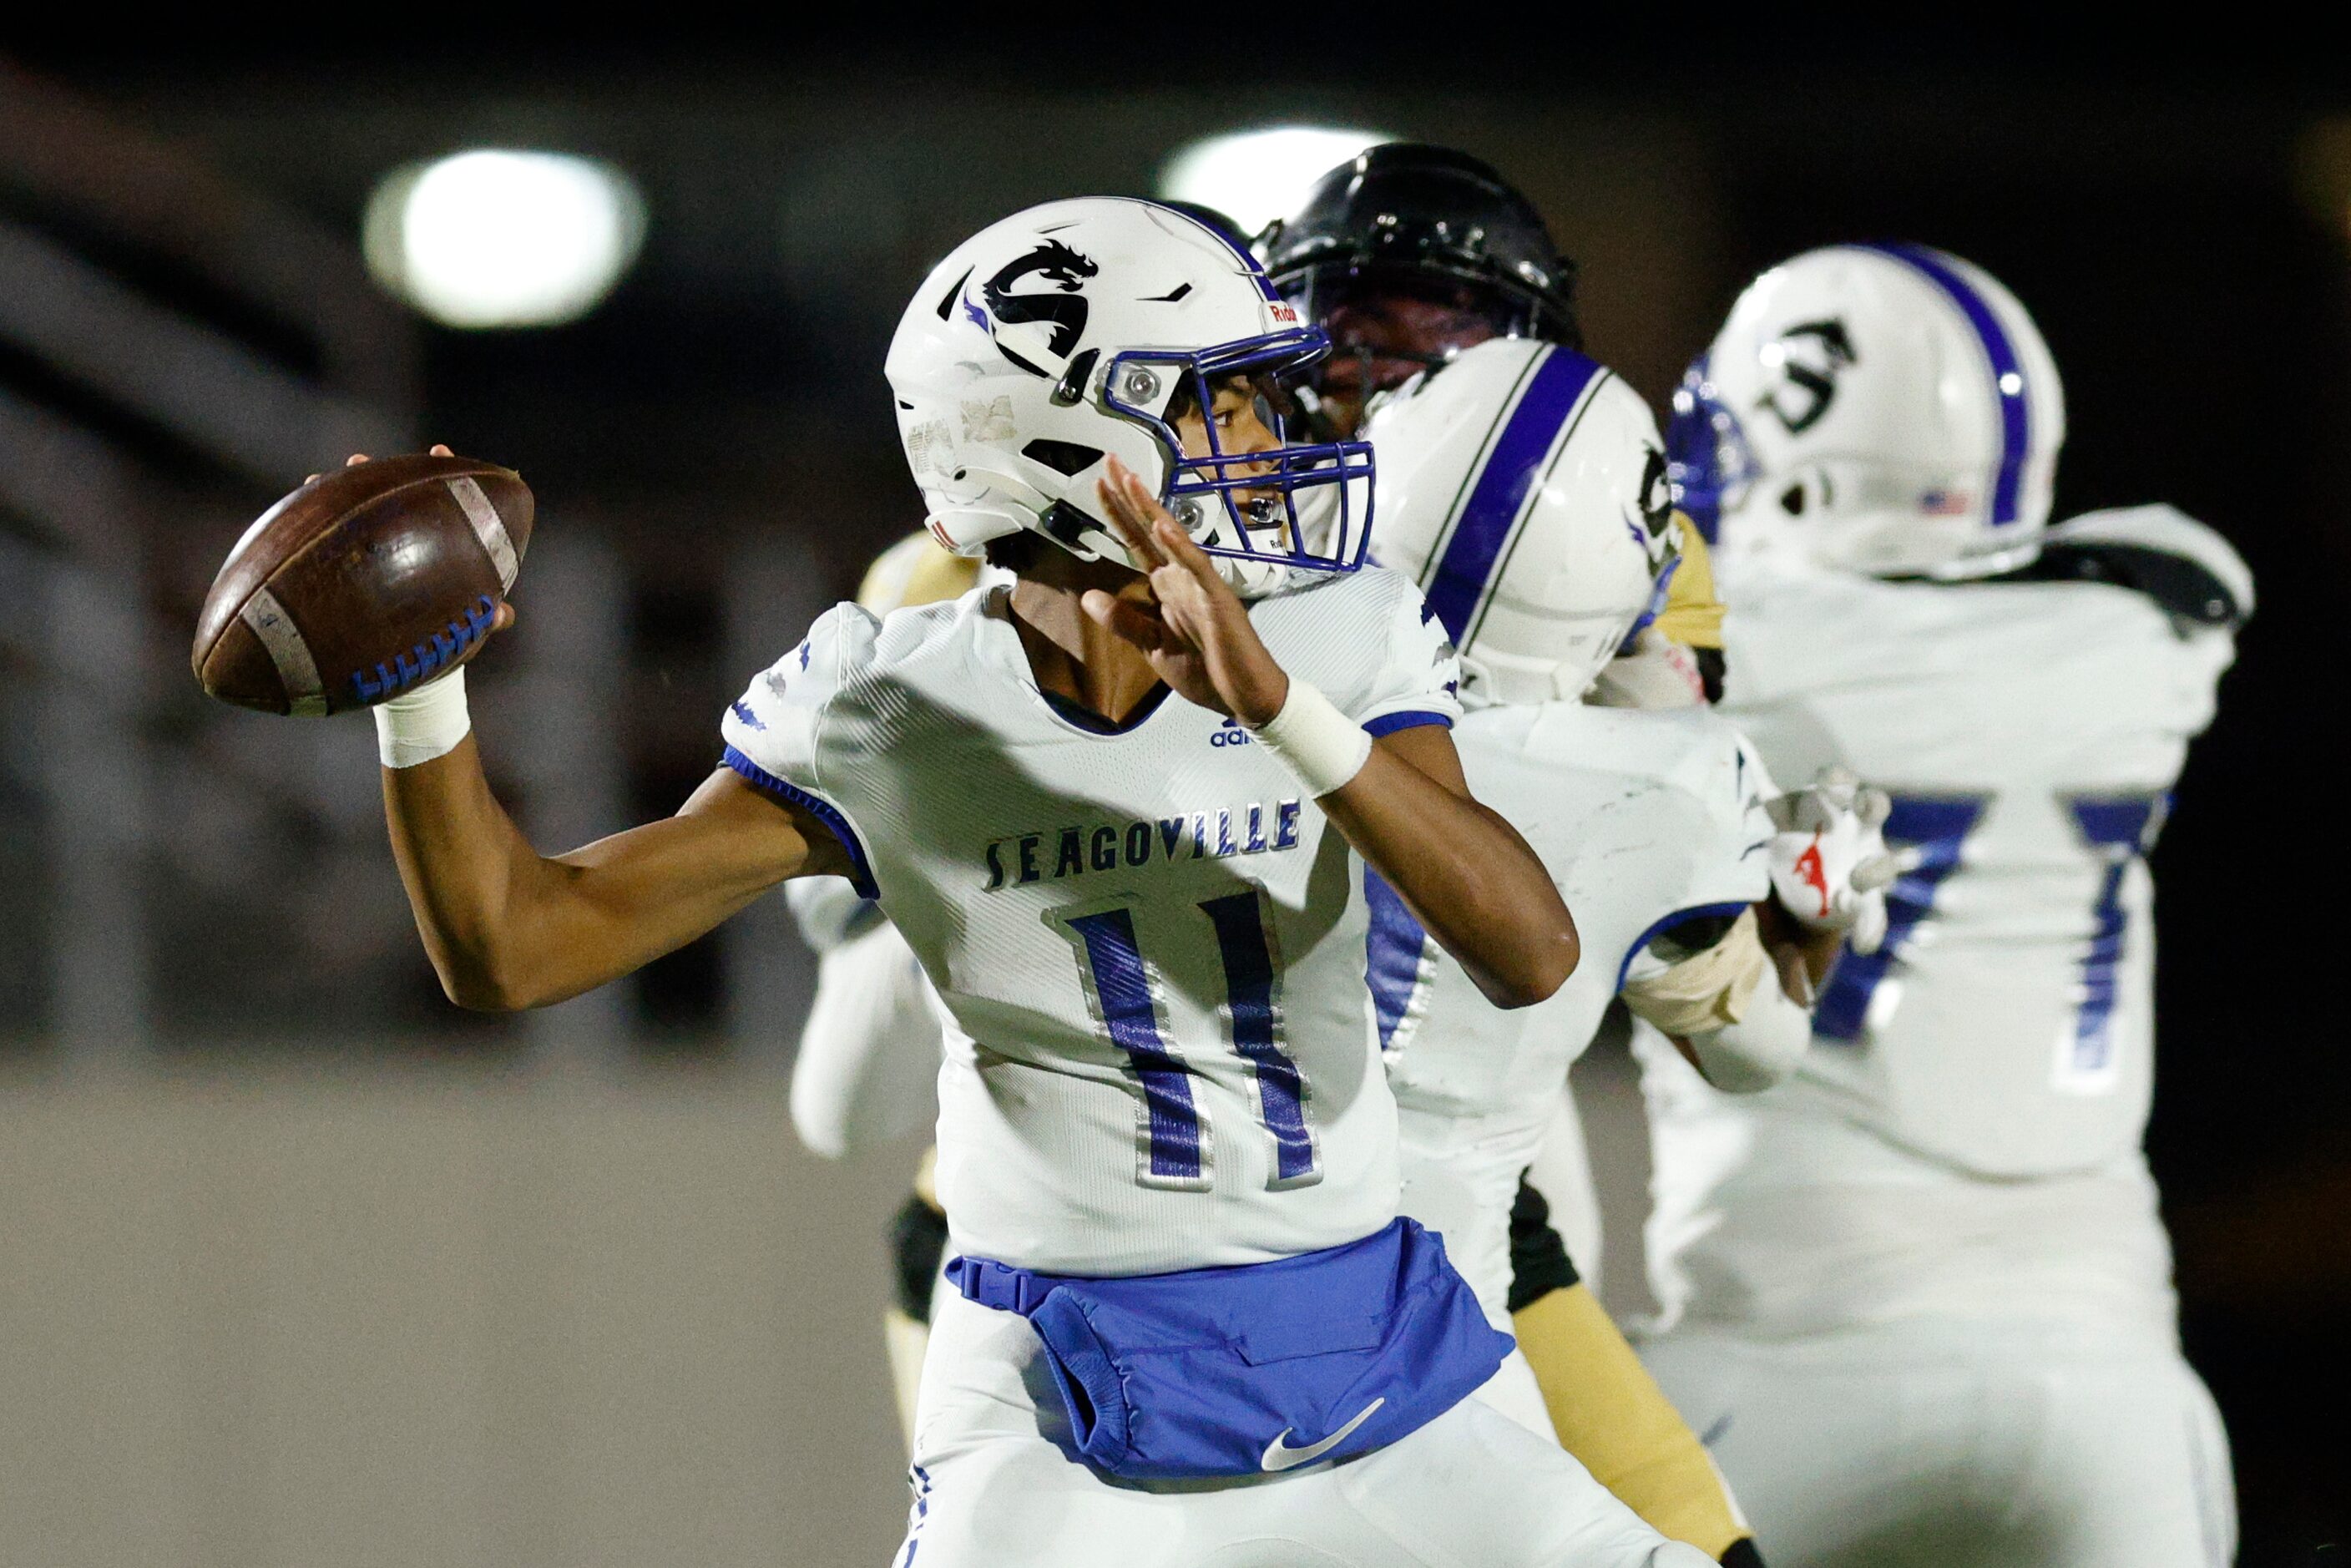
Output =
[
  {"x1": 1315, "y1": 281, "x2": 1504, "y2": 436},
  {"x1": 1169, "y1": 373, "x2": 1291, "y2": 534}
]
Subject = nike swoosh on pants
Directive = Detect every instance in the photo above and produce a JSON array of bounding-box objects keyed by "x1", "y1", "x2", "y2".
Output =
[{"x1": 1260, "y1": 1397, "x2": 1387, "y2": 1473}]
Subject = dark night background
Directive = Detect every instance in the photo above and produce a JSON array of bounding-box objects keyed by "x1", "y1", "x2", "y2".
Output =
[{"x1": 3, "y1": 19, "x2": 2345, "y2": 1563}]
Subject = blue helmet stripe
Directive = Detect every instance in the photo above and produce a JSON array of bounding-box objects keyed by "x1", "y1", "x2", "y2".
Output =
[
  {"x1": 1422, "y1": 346, "x2": 1604, "y2": 643},
  {"x1": 1855, "y1": 243, "x2": 2030, "y2": 527}
]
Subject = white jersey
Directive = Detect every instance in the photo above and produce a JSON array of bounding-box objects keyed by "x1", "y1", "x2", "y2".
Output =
[
  {"x1": 1378, "y1": 701, "x2": 1773, "y2": 1324},
  {"x1": 722, "y1": 565, "x2": 1461, "y2": 1277},
  {"x1": 1641, "y1": 506, "x2": 2247, "y2": 1338}
]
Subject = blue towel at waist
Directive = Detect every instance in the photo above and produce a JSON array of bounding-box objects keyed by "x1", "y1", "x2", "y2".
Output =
[{"x1": 947, "y1": 1216, "x2": 1509, "y2": 1481}]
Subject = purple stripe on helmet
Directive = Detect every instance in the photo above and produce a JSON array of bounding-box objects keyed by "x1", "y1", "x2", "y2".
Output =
[
  {"x1": 1856, "y1": 243, "x2": 2030, "y2": 528},
  {"x1": 1422, "y1": 346, "x2": 1604, "y2": 643},
  {"x1": 1140, "y1": 197, "x2": 1281, "y2": 301}
]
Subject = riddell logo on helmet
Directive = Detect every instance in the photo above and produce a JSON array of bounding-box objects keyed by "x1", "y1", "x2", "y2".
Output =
[{"x1": 1270, "y1": 301, "x2": 1299, "y2": 324}]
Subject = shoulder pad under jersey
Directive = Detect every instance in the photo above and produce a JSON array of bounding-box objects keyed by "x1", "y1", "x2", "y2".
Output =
[{"x1": 2005, "y1": 505, "x2": 2252, "y2": 633}]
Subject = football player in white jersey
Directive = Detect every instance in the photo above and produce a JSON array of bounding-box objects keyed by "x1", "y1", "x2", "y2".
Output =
[
  {"x1": 1646, "y1": 242, "x2": 2250, "y2": 1568},
  {"x1": 1359, "y1": 333, "x2": 1896, "y2": 1565},
  {"x1": 361, "y1": 196, "x2": 1711, "y2": 1567},
  {"x1": 1265, "y1": 148, "x2": 1895, "y2": 1565}
]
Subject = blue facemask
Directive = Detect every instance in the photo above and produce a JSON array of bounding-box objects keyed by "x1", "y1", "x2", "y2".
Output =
[{"x1": 1102, "y1": 325, "x2": 1376, "y2": 576}]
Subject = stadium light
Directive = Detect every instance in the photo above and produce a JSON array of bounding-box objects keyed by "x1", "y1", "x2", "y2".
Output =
[
  {"x1": 1158, "y1": 125, "x2": 1394, "y2": 240},
  {"x1": 364, "y1": 150, "x2": 645, "y2": 330}
]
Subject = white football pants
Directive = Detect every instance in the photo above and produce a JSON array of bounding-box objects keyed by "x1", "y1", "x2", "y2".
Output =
[
  {"x1": 1641, "y1": 1320, "x2": 2236, "y2": 1568},
  {"x1": 894, "y1": 1290, "x2": 1714, "y2": 1568}
]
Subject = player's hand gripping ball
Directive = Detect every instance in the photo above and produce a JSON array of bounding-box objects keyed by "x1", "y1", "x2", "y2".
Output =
[
  {"x1": 1767, "y1": 768, "x2": 1898, "y2": 954},
  {"x1": 192, "y1": 449, "x2": 530, "y2": 716}
]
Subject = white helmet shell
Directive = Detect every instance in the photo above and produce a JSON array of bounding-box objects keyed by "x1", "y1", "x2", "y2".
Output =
[
  {"x1": 1367, "y1": 338, "x2": 1677, "y2": 705},
  {"x1": 1669, "y1": 244, "x2": 2065, "y2": 579},
  {"x1": 885, "y1": 197, "x2": 1373, "y2": 596}
]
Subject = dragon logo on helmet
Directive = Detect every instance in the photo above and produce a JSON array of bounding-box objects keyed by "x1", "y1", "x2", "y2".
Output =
[
  {"x1": 1625, "y1": 444, "x2": 1681, "y2": 573},
  {"x1": 972, "y1": 240, "x2": 1100, "y2": 377},
  {"x1": 1755, "y1": 318, "x2": 1857, "y2": 435}
]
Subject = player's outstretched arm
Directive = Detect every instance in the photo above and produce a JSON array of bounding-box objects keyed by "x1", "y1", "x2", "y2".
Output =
[
  {"x1": 1085, "y1": 461, "x2": 1576, "y2": 1009},
  {"x1": 383, "y1": 731, "x2": 847, "y2": 1012}
]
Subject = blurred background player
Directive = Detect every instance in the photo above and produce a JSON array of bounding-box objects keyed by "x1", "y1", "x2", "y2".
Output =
[
  {"x1": 1260, "y1": 142, "x2": 1580, "y2": 439},
  {"x1": 1358, "y1": 332, "x2": 1897, "y2": 1565},
  {"x1": 782, "y1": 530, "x2": 978, "y2": 1442},
  {"x1": 1646, "y1": 243, "x2": 2251, "y2": 1567},
  {"x1": 1262, "y1": 147, "x2": 1836, "y2": 1565},
  {"x1": 1260, "y1": 141, "x2": 1728, "y2": 706}
]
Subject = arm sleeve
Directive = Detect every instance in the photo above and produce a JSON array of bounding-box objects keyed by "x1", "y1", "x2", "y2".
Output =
[
  {"x1": 1616, "y1": 724, "x2": 1807, "y2": 1092},
  {"x1": 1706, "y1": 730, "x2": 1777, "y2": 904},
  {"x1": 719, "y1": 603, "x2": 882, "y2": 898},
  {"x1": 1614, "y1": 725, "x2": 1777, "y2": 992},
  {"x1": 1621, "y1": 913, "x2": 1813, "y2": 1093},
  {"x1": 788, "y1": 918, "x2": 945, "y2": 1160},
  {"x1": 1690, "y1": 979, "x2": 1812, "y2": 1093},
  {"x1": 1353, "y1": 576, "x2": 1466, "y2": 736}
]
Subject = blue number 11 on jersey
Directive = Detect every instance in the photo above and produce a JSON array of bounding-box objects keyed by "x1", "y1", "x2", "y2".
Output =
[{"x1": 1063, "y1": 886, "x2": 1321, "y2": 1192}]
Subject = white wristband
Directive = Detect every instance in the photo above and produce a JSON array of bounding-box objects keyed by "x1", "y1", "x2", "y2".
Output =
[
  {"x1": 1248, "y1": 679, "x2": 1372, "y2": 798},
  {"x1": 373, "y1": 666, "x2": 473, "y2": 768}
]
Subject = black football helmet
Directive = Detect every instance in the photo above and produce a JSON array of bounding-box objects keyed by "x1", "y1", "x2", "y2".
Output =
[{"x1": 1257, "y1": 144, "x2": 1581, "y2": 349}]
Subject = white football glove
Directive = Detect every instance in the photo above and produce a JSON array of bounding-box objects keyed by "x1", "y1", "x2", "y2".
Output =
[{"x1": 1767, "y1": 767, "x2": 1898, "y2": 955}]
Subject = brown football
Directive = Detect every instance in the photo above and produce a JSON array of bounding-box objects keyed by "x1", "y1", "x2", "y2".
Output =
[{"x1": 193, "y1": 453, "x2": 533, "y2": 716}]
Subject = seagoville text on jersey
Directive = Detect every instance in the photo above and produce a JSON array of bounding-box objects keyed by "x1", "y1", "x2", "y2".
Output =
[{"x1": 983, "y1": 797, "x2": 1304, "y2": 892}]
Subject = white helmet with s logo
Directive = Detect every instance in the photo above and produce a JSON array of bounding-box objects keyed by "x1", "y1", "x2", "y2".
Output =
[
  {"x1": 1668, "y1": 243, "x2": 2065, "y2": 579},
  {"x1": 886, "y1": 197, "x2": 1373, "y2": 597},
  {"x1": 1366, "y1": 337, "x2": 1678, "y2": 704}
]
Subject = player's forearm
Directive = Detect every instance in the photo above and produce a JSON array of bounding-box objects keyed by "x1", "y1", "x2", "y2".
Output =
[
  {"x1": 381, "y1": 735, "x2": 565, "y2": 1009},
  {"x1": 1321, "y1": 746, "x2": 1578, "y2": 1008},
  {"x1": 381, "y1": 745, "x2": 796, "y2": 1010}
]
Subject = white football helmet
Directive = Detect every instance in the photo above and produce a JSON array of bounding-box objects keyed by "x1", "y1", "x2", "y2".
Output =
[
  {"x1": 885, "y1": 197, "x2": 1373, "y2": 596},
  {"x1": 1366, "y1": 337, "x2": 1678, "y2": 704},
  {"x1": 1668, "y1": 243, "x2": 2065, "y2": 579}
]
